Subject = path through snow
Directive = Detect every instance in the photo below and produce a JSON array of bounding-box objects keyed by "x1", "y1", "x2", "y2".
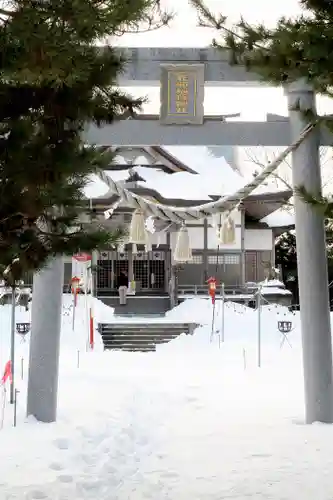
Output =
[
  {"x1": 2, "y1": 349, "x2": 333, "y2": 500},
  {"x1": 1, "y1": 298, "x2": 333, "y2": 499}
]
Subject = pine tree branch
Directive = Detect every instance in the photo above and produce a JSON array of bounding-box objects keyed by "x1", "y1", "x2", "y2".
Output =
[
  {"x1": 189, "y1": 0, "x2": 269, "y2": 52},
  {"x1": 0, "y1": 0, "x2": 167, "y2": 281},
  {"x1": 189, "y1": 0, "x2": 333, "y2": 98},
  {"x1": 120, "y1": 21, "x2": 169, "y2": 34},
  {"x1": 116, "y1": 8, "x2": 173, "y2": 34},
  {"x1": 0, "y1": 8, "x2": 12, "y2": 17}
]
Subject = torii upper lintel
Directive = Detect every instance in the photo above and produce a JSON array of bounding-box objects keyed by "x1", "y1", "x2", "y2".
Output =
[{"x1": 115, "y1": 47, "x2": 263, "y2": 87}]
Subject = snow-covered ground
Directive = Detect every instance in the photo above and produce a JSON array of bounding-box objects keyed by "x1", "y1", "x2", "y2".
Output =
[{"x1": 0, "y1": 295, "x2": 333, "y2": 499}]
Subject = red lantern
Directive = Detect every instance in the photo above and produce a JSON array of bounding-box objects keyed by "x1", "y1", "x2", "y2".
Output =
[
  {"x1": 71, "y1": 276, "x2": 81, "y2": 306},
  {"x1": 207, "y1": 276, "x2": 217, "y2": 304}
]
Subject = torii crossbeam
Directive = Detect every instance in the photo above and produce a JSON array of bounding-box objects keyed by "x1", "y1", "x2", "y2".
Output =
[
  {"x1": 115, "y1": 47, "x2": 262, "y2": 87},
  {"x1": 84, "y1": 115, "x2": 332, "y2": 146}
]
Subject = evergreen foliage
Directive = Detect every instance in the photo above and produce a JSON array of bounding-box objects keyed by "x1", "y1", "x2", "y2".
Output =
[
  {"x1": 190, "y1": 0, "x2": 333, "y2": 94},
  {"x1": 0, "y1": 0, "x2": 170, "y2": 285},
  {"x1": 190, "y1": 0, "x2": 333, "y2": 229},
  {"x1": 275, "y1": 231, "x2": 297, "y2": 269},
  {"x1": 275, "y1": 228, "x2": 333, "y2": 304}
]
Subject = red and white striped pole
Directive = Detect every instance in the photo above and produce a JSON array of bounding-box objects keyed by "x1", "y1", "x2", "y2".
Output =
[
  {"x1": 89, "y1": 306, "x2": 94, "y2": 350},
  {"x1": 71, "y1": 277, "x2": 81, "y2": 331}
]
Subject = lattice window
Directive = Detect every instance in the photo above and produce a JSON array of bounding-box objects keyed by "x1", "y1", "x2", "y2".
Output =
[
  {"x1": 97, "y1": 259, "x2": 114, "y2": 289},
  {"x1": 208, "y1": 254, "x2": 240, "y2": 265},
  {"x1": 191, "y1": 254, "x2": 203, "y2": 264},
  {"x1": 208, "y1": 255, "x2": 224, "y2": 264},
  {"x1": 208, "y1": 255, "x2": 216, "y2": 264},
  {"x1": 224, "y1": 254, "x2": 240, "y2": 265},
  {"x1": 133, "y1": 256, "x2": 165, "y2": 290},
  {"x1": 97, "y1": 250, "x2": 167, "y2": 291}
]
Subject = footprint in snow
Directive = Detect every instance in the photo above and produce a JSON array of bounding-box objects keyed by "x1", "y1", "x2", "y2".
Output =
[
  {"x1": 53, "y1": 438, "x2": 70, "y2": 450},
  {"x1": 57, "y1": 475, "x2": 74, "y2": 484},
  {"x1": 49, "y1": 462, "x2": 64, "y2": 471},
  {"x1": 28, "y1": 491, "x2": 49, "y2": 499}
]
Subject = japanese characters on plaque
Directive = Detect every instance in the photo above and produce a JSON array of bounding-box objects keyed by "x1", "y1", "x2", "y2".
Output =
[
  {"x1": 160, "y1": 64, "x2": 204, "y2": 125},
  {"x1": 170, "y1": 73, "x2": 191, "y2": 114}
]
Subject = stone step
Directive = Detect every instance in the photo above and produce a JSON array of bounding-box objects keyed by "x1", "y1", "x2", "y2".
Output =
[
  {"x1": 101, "y1": 332, "x2": 189, "y2": 345},
  {"x1": 103, "y1": 339, "x2": 157, "y2": 351},
  {"x1": 101, "y1": 330, "x2": 187, "y2": 337},
  {"x1": 98, "y1": 323, "x2": 194, "y2": 329},
  {"x1": 118, "y1": 346, "x2": 156, "y2": 352},
  {"x1": 105, "y1": 345, "x2": 156, "y2": 352},
  {"x1": 102, "y1": 331, "x2": 180, "y2": 338},
  {"x1": 106, "y1": 347, "x2": 156, "y2": 352},
  {"x1": 101, "y1": 328, "x2": 188, "y2": 333},
  {"x1": 103, "y1": 335, "x2": 177, "y2": 344},
  {"x1": 104, "y1": 338, "x2": 157, "y2": 345},
  {"x1": 98, "y1": 321, "x2": 198, "y2": 352}
]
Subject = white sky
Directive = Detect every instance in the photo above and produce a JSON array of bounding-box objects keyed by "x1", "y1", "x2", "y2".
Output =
[
  {"x1": 115, "y1": 0, "x2": 333, "y2": 118},
  {"x1": 87, "y1": 0, "x2": 333, "y2": 199},
  {"x1": 117, "y1": 0, "x2": 301, "y2": 47}
]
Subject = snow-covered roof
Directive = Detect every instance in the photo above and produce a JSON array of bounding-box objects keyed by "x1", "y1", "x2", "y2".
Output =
[
  {"x1": 85, "y1": 146, "x2": 292, "y2": 223},
  {"x1": 136, "y1": 159, "x2": 243, "y2": 201},
  {"x1": 85, "y1": 147, "x2": 245, "y2": 200},
  {"x1": 261, "y1": 208, "x2": 294, "y2": 228},
  {"x1": 165, "y1": 146, "x2": 292, "y2": 198}
]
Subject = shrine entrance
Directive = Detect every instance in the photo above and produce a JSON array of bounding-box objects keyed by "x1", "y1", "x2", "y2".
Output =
[{"x1": 97, "y1": 249, "x2": 169, "y2": 295}]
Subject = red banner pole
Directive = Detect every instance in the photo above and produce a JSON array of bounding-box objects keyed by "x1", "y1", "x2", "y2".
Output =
[{"x1": 89, "y1": 308, "x2": 94, "y2": 350}]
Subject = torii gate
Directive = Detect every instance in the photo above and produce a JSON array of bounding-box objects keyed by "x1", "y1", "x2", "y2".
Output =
[
  {"x1": 85, "y1": 47, "x2": 332, "y2": 146},
  {"x1": 27, "y1": 47, "x2": 333, "y2": 425}
]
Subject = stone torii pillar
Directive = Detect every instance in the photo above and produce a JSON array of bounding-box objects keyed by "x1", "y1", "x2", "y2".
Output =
[
  {"x1": 287, "y1": 80, "x2": 333, "y2": 424},
  {"x1": 26, "y1": 257, "x2": 64, "y2": 423}
]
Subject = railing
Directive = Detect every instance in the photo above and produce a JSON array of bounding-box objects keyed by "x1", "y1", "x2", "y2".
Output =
[{"x1": 178, "y1": 284, "x2": 259, "y2": 296}]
